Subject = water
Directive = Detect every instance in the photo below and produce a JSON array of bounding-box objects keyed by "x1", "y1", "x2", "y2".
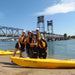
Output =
[
  {"x1": 0, "y1": 41, "x2": 17, "y2": 51},
  {"x1": 47, "y1": 40, "x2": 75, "y2": 59},
  {"x1": 0, "y1": 40, "x2": 75, "y2": 59}
]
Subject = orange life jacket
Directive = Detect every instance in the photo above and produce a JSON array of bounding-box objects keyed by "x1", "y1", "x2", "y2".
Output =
[
  {"x1": 38, "y1": 39, "x2": 46, "y2": 48},
  {"x1": 19, "y1": 35, "x2": 26, "y2": 44}
]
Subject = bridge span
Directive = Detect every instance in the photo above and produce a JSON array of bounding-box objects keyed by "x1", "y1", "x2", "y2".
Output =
[
  {"x1": 0, "y1": 26, "x2": 23, "y2": 37},
  {"x1": 0, "y1": 26, "x2": 67, "y2": 41},
  {"x1": 45, "y1": 33, "x2": 65, "y2": 41}
]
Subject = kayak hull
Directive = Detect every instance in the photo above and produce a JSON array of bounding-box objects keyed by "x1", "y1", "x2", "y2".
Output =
[
  {"x1": 0, "y1": 50, "x2": 20, "y2": 55},
  {"x1": 10, "y1": 56, "x2": 75, "y2": 69}
]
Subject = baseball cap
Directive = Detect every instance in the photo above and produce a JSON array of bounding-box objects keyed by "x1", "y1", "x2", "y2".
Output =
[{"x1": 36, "y1": 28, "x2": 39, "y2": 31}]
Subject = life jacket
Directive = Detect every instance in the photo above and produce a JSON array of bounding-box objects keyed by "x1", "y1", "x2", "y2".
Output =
[
  {"x1": 19, "y1": 35, "x2": 26, "y2": 44},
  {"x1": 38, "y1": 39, "x2": 46, "y2": 48},
  {"x1": 26, "y1": 36, "x2": 32, "y2": 44}
]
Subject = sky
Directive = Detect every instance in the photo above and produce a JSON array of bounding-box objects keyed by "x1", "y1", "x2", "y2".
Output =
[{"x1": 0, "y1": 0, "x2": 75, "y2": 36}]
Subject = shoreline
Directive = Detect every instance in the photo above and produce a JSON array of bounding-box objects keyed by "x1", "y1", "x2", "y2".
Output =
[{"x1": 0, "y1": 55, "x2": 75, "y2": 75}]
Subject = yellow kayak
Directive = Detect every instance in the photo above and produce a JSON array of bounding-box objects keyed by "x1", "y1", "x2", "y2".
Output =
[
  {"x1": 10, "y1": 56, "x2": 75, "y2": 69},
  {"x1": 0, "y1": 50, "x2": 20, "y2": 55}
]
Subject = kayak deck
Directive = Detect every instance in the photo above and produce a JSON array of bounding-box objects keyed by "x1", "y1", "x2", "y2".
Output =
[{"x1": 10, "y1": 56, "x2": 75, "y2": 69}]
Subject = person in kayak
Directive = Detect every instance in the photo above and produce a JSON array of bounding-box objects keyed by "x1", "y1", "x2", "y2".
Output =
[
  {"x1": 29, "y1": 33, "x2": 39, "y2": 58},
  {"x1": 13, "y1": 30, "x2": 26, "y2": 57},
  {"x1": 37, "y1": 36, "x2": 48, "y2": 59},
  {"x1": 26, "y1": 31, "x2": 32, "y2": 57}
]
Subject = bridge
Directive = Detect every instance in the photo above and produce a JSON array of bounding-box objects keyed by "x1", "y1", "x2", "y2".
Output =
[
  {"x1": 37, "y1": 16, "x2": 67, "y2": 41},
  {"x1": 0, "y1": 26, "x2": 23, "y2": 37},
  {"x1": 0, "y1": 29, "x2": 66, "y2": 41},
  {"x1": 0, "y1": 15, "x2": 67, "y2": 41},
  {"x1": 45, "y1": 33, "x2": 65, "y2": 41},
  {"x1": 0, "y1": 27, "x2": 66, "y2": 41}
]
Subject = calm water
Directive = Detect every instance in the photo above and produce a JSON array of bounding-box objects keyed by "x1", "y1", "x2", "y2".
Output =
[
  {"x1": 48, "y1": 40, "x2": 75, "y2": 59},
  {"x1": 0, "y1": 40, "x2": 75, "y2": 59}
]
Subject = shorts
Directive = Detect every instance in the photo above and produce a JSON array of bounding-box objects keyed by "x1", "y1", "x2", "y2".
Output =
[
  {"x1": 32, "y1": 52, "x2": 39, "y2": 58},
  {"x1": 15, "y1": 42, "x2": 19, "y2": 49},
  {"x1": 39, "y1": 48, "x2": 47, "y2": 59},
  {"x1": 29, "y1": 47, "x2": 39, "y2": 58},
  {"x1": 39, "y1": 52, "x2": 47, "y2": 59},
  {"x1": 15, "y1": 42, "x2": 25, "y2": 52}
]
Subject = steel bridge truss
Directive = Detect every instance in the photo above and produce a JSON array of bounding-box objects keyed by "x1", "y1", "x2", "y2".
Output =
[{"x1": 0, "y1": 26, "x2": 23, "y2": 37}]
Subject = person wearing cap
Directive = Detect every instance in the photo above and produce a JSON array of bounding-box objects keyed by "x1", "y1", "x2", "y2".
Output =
[
  {"x1": 26, "y1": 31, "x2": 32, "y2": 57},
  {"x1": 13, "y1": 30, "x2": 26, "y2": 57},
  {"x1": 29, "y1": 33, "x2": 39, "y2": 58},
  {"x1": 36, "y1": 28, "x2": 44, "y2": 39},
  {"x1": 11, "y1": 30, "x2": 26, "y2": 64}
]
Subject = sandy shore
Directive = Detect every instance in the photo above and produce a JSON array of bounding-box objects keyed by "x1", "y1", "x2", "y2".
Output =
[{"x1": 0, "y1": 55, "x2": 75, "y2": 75}]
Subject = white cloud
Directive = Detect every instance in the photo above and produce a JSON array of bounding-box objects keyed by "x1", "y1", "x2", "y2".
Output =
[
  {"x1": 61, "y1": 0, "x2": 75, "y2": 3},
  {"x1": 36, "y1": 0, "x2": 75, "y2": 15}
]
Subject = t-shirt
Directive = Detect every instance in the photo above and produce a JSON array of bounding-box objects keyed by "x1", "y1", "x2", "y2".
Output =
[{"x1": 37, "y1": 33, "x2": 44, "y2": 39}]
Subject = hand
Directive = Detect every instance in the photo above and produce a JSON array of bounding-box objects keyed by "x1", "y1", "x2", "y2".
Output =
[{"x1": 34, "y1": 43, "x2": 37, "y2": 46}]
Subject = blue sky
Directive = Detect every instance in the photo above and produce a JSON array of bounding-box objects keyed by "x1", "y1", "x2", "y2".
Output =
[{"x1": 0, "y1": 0, "x2": 75, "y2": 36}]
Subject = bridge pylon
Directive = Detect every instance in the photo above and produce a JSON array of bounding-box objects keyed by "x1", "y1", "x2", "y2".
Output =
[
  {"x1": 47, "y1": 20, "x2": 53, "y2": 34},
  {"x1": 37, "y1": 16, "x2": 45, "y2": 33}
]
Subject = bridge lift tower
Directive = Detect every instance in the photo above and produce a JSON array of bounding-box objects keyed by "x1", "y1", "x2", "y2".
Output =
[
  {"x1": 47, "y1": 20, "x2": 53, "y2": 34},
  {"x1": 37, "y1": 16, "x2": 45, "y2": 33}
]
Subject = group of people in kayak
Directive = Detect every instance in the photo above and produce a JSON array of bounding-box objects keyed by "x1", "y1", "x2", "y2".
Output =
[{"x1": 13, "y1": 28, "x2": 48, "y2": 59}]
